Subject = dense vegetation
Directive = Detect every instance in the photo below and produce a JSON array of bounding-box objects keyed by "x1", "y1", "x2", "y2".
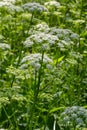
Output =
[{"x1": 0, "y1": 0, "x2": 87, "y2": 129}]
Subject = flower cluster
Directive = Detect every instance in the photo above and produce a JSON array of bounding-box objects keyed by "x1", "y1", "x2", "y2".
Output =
[
  {"x1": 24, "y1": 24, "x2": 79, "y2": 51},
  {"x1": 44, "y1": 1, "x2": 61, "y2": 12},
  {"x1": 0, "y1": 1, "x2": 23, "y2": 13},
  {"x1": 22, "y1": 2, "x2": 48, "y2": 13},
  {"x1": 23, "y1": 32, "x2": 59, "y2": 50},
  {"x1": 60, "y1": 106, "x2": 87, "y2": 128},
  {"x1": 45, "y1": 1, "x2": 60, "y2": 8},
  {"x1": 21, "y1": 53, "x2": 53, "y2": 71},
  {"x1": 0, "y1": 1, "x2": 12, "y2": 8},
  {"x1": 6, "y1": 65, "x2": 27, "y2": 80},
  {"x1": 10, "y1": 5, "x2": 23, "y2": 12},
  {"x1": 0, "y1": 97, "x2": 10, "y2": 105},
  {"x1": 50, "y1": 27, "x2": 79, "y2": 41},
  {"x1": 50, "y1": 27, "x2": 79, "y2": 50},
  {"x1": 0, "y1": 43, "x2": 10, "y2": 50},
  {"x1": 35, "y1": 23, "x2": 50, "y2": 33},
  {"x1": 11, "y1": 94, "x2": 26, "y2": 102},
  {"x1": 2, "y1": 0, "x2": 15, "y2": 4},
  {"x1": 27, "y1": 23, "x2": 50, "y2": 38}
]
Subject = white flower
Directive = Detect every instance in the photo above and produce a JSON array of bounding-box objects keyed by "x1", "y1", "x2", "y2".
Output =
[
  {"x1": 71, "y1": 113, "x2": 77, "y2": 120},
  {"x1": 35, "y1": 23, "x2": 50, "y2": 33},
  {"x1": 50, "y1": 27, "x2": 79, "y2": 41},
  {"x1": 0, "y1": 43, "x2": 10, "y2": 50},
  {"x1": 22, "y1": 2, "x2": 48, "y2": 13},
  {"x1": 23, "y1": 32, "x2": 59, "y2": 48},
  {"x1": 0, "y1": 1, "x2": 23, "y2": 13},
  {"x1": 49, "y1": 27, "x2": 79, "y2": 51},
  {"x1": 76, "y1": 118, "x2": 83, "y2": 125},
  {"x1": 23, "y1": 38, "x2": 34, "y2": 47},
  {"x1": 45, "y1": 1, "x2": 60, "y2": 7},
  {"x1": 0, "y1": 1, "x2": 12, "y2": 7},
  {"x1": 46, "y1": 64, "x2": 52, "y2": 70},
  {"x1": 10, "y1": 5, "x2": 23, "y2": 12},
  {"x1": 34, "y1": 63, "x2": 41, "y2": 71},
  {"x1": 21, "y1": 53, "x2": 53, "y2": 71},
  {"x1": 70, "y1": 33, "x2": 79, "y2": 41},
  {"x1": 63, "y1": 116, "x2": 70, "y2": 123},
  {"x1": 50, "y1": 28, "x2": 72, "y2": 37},
  {"x1": 2, "y1": 0, "x2": 15, "y2": 4},
  {"x1": 21, "y1": 53, "x2": 52, "y2": 64},
  {"x1": 60, "y1": 106, "x2": 87, "y2": 127}
]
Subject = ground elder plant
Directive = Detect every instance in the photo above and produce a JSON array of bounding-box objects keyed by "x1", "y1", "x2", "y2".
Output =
[{"x1": 0, "y1": 0, "x2": 87, "y2": 130}]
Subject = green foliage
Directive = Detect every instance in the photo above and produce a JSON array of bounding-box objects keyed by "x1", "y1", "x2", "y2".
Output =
[{"x1": 0, "y1": 0, "x2": 87, "y2": 130}]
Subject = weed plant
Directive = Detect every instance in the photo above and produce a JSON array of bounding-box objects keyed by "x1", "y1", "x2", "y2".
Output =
[{"x1": 0, "y1": 0, "x2": 87, "y2": 130}]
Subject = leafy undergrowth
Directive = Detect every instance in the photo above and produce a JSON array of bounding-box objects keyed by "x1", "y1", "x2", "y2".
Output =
[{"x1": 0, "y1": 0, "x2": 87, "y2": 130}]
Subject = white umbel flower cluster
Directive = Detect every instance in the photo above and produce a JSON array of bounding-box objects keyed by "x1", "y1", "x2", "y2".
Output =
[
  {"x1": 10, "y1": 5, "x2": 23, "y2": 12},
  {"x1": 45, "y1": 1, "x2": 60, "y2": 7},
  {"x1": 21, "y1": 53, "x2": 53, "y2": 71},
  {"x1": 22, "y1": 2, "x2": 48, "y2": 13},
  {"x1": 35, "y1": 23, "x2": 50, "y2": 33},
  {"x1": 0, "y1": 1, "x2": 12, "y2": 7},
  {"x1": 0, "y1": 43, "x2": 10, "y2": 50},
  {"x1": 1, "y1": 0, "x2": 15, "y2": 4},
  {"x1": 23, "y1": 32, "x2": 59, "y2": 48},
  {"x1": 0, "y1": 1, "x2": 23, "y2": 12},
  {"x1": 21, "y1": 53, "x2": 52, "y2": 64},
  {"x1": 50, "y1": 27, "x2": 79, "y2": 41},
  {"x1": 60, "y1": 106, "x2": 87, "y2": 128},
  {"x1": 49, "y1": 27, "x2": 79, "y2": 50}
]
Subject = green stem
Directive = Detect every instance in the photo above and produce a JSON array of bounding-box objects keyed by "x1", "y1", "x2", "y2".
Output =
[
  {"x1": 27, "y1": 12, "x2": 34, "y2": 35},
  {"x1": 26, "y1": 51, "x2": 44, "y2": 130},
  {"x1": 34, "y1": 51, "x2": 44, "y2": 102},
  {"x1": 2, "y1": 105, "x2": 14, "y2": 128},
  {"x1": 10, "y1": 50, "x2": 22, "y2": 88}
]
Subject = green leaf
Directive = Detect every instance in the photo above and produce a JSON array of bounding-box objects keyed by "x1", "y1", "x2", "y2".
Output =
[
  {"x1": 49, "y1": 107, "x2": 65, "y2": 113},
  {"x1": 83, "y1": 106, "x2": 87, "y2": 109},
  {"x1": 58, "y1": 56, "x2": 65, "y2": 62}
]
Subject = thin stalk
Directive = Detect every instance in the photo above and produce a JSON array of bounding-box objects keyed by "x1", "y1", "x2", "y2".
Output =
[
  {"x1": 27, "y1": 12, "x2": 34, "y2": 35},
  {"x1": 2, "y1": 105, "x2": 14, "y2": 129},
  {"x1": 76, "y1": 0, "x2": 83, "y2": 104},
  {"x1": 10, "y1": 50, "x2": 22, "y2": 88},
  {"x1": 26, "y1": 51, "x2": 44, "y2": 130},
  {"x1": 34, "y1": 51, "x2": 44, "y2": 102}
]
